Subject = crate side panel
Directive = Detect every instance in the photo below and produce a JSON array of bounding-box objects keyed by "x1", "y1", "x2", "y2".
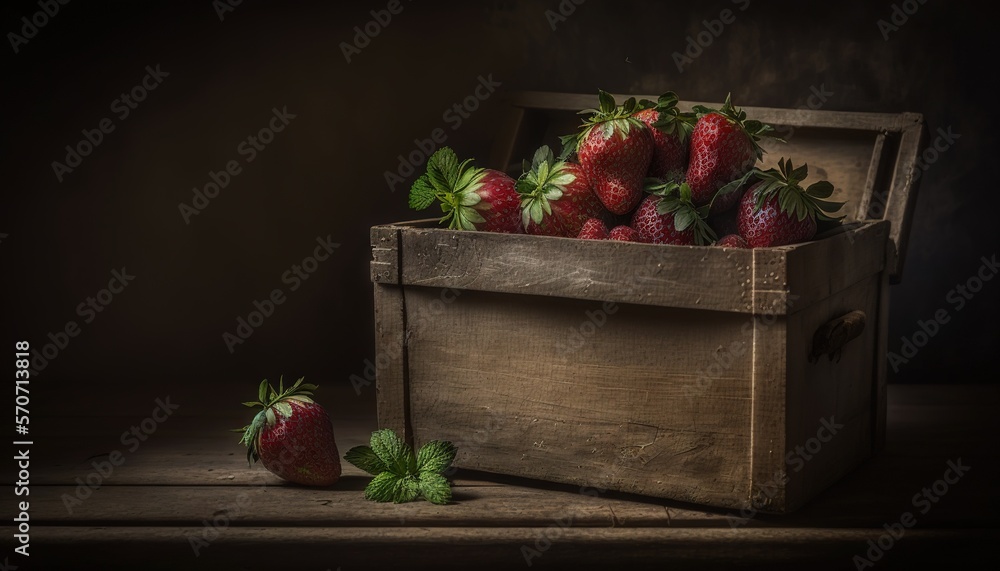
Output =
[
  {"x1": 783, "y1": 274, "x2": 881, "y2": 511},
  {"x1": 403, "y1": 288, "x2": 754, "y2": 509},
  {"x1": 399, "y1": 227, "x2": 764, "y2": 314}
]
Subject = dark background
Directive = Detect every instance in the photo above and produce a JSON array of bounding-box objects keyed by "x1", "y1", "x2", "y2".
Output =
[{"x1": 2, "y1": 0, "x2": 997, "y2": 414}]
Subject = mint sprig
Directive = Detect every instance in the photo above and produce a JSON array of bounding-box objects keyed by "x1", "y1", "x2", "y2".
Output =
[{"x1": 345, "y1": 429, "x2": 457, "y2": 505}]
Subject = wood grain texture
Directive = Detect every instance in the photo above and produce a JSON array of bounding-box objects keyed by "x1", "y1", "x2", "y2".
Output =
[
  {"x1": 402, "y1": 288, "x2": 754, "y2": 509},
  {"x1": 386, "y1": 225, "x2": 771, "y2": 314},
  {"x1": 883, "y1": 118, "x2": 926, "y2": 280},
  {"x1": 373, "y1": 281, "x2": 410, "y2": 445}
]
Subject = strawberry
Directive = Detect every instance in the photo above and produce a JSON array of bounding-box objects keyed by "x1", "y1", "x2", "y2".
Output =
[
  {"x1": 737, "y1": 158, "x2": 844, "y2": 248},
  {"x1": 560, "y1": 90, "x2": 653, "y2": 215},
  {"x1": 577, "y1": 218, "x2": 609, "y2": 240},
  {"x1": 409, "y1": 147, "x2": 521, "y2": 233},
  {"x1": 631, "y1": 180, "x2": 716, "y2": 246},
  {"x1": 238, "y1": 377, "x2": 342, "y2": 486},
  {"x1": 686, "y1": 94, "x2": 778, "y2": 213},
  {"x1": 608, "y1": 225, "x2": 643, "y2": 242},
  {"x1": 716, "y1": 234, "x2": 749, "y2": 248},
  {"x1": 517, "y1": 145, "x2": 604, "y2": 237},
  {"x1": 635, "y1": 92, "x2": 696, "y2": 182}
]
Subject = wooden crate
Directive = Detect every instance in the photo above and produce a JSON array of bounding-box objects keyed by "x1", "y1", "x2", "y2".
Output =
[{"x1": 369, "y1": 92, "x2": 924, "y2": 513}]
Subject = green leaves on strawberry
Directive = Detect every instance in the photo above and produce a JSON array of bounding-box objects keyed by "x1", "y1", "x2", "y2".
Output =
[
  {"x1": 737, "y1": 158, "x2": 845, "y2": 248},
  {"x1": 634, "y1": 179, "x2": 717, "y2": 246},
  {"x1": 516, "y1": 145, "x2": 603, "y2": 237},
  {"x1": 636, "y1": 92, "x2": 697, "y2": 182},
  {"x1": 559, "y1": 90, "x2": 653, "y2": 215},
  {"x1": 236, "y1": 376, "x2": 342, "y2": 486},
  {"x1": 345, "y1": 429, "x2": 457, "y2": 505},
  {"x1": 687, "y1": 93, "x2": 783, "y2": 211},
  {"x1": 409, "y1": 147, "x2": 521, "y2": 233}
]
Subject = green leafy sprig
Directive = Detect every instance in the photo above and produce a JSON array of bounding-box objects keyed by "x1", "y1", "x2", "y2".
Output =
[
  {"x1": 345, "y1": 429, "x2": 457, "y2": 505},
  {"x1": 408, "y1": 147, "x2": 487, "y2": 231}
]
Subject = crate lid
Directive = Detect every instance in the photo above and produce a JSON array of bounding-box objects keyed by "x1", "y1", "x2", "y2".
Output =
[{"x1": 491, "y1": 91, "x2": 926, "y2": 283}]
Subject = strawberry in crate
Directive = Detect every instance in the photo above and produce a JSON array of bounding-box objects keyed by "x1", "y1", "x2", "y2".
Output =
[
  {"x1": 516, "y1": 145, "x2": 605, "y2": 237},
  {"x1": 559, "y1": 90, "x2": 653, "y2": 215},
  {"x1": 408, "y1": 147, "x2": 522, "y2": 233}
]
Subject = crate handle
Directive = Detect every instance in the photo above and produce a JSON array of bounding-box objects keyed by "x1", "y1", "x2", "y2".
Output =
[{"x1": 809, "y1": 310, "x2": 867, "y2": 364}]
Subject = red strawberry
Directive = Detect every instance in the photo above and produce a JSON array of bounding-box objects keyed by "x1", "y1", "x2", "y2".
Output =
[
  {"x1": 686, "y1": 94, "x2": 777, "y2": 213},
  {"x1": 631, "y1": 181, "x2": 716, "y2": 246},
  {"x1": 635, "y1": 92, "x2": 695, "y2": 182},
  {"x1": 561, "y1": 90, "x2": 653, "y2": 215},
  {"x1": 577, "y1": 218, "x2": 609, "y2": 240},
  {"x1": 716, "y1": 234, "x2": 749, "y2": 248},
  {"x1": 737, "y1": 158, "x2": 844, "y2": 248},
  {"x1": 409, "y1": 147, "x2": 521, "y2": 233},
  {"x1": 517, "y1": 145, "x2": 604, "y2": 237},
  {"x1": 238, "y1": 377, "x2": 341, "y2": 486},
  {"x1": 608, "y1": 225, "x2": 642, "y2": 242}
]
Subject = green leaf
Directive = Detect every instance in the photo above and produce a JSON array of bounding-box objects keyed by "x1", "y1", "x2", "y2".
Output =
[
  {"x1": 417, "y1": 440, "x2": 457, "y2": 474},
  {"x1": 598, "y1": 89, "x2": 615, "y2": 112},
  {"x1": 364, "y1": 471, "x2": 402, "y2": 502},
  {"x1": 807, "y1": 181, "x2": 835, "y2": 199},
  {"x1": 257, "y1": 379, "x2": 268, "y2": 404},
  {"x1": 419, "y1": 473, "x2": 452, "y2": 505},
  {"x1": 408, "y1": 176, "x2": 437, "y2": 210},
  {"x1": 370, "y1": 429, "x2": 411, "y2": 476},
  {"x1": 344, "y1": 445, "x2": 388, "y2": 476}
]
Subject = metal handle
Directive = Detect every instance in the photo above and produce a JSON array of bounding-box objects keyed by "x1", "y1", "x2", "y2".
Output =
[{"x1": 809, "y1": 310, "x2": 866, "y2": 363}]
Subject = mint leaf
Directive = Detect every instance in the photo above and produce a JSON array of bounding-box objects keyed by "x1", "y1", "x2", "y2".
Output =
[
  {"x1": 417, "y1": 440, "x2": 457, "y2": 475},
  {"x1": 350, "y1": 429, "x2": 457, "y2": 504},
  {"x1": 409, "y1": 176, "x2": 437, "y2": 210},
  {"x1": 344, "y1": 445, "x2": 387, "y2": 476},
  {"x1": 419, "y1": 473, "x2": 452, "y2": 505},
  {"x1": 370, "y1": 429, "x2": 411, "y2": 476}
]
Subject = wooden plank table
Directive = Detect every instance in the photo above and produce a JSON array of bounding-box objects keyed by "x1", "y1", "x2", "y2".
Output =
[{"x1": 6, "y1": 384, "x2": 998, "y2": 570}]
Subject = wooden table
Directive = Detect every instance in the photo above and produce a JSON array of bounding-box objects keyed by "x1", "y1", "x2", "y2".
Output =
[{"x1": 10, "y1": 384, "x2": 998, "y2": 570}]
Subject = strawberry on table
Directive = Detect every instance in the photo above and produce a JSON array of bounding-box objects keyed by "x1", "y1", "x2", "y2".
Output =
[
  {"x1": 517, "y1": 145, "x2": 604, "y2": 237},
  {"x1": 408, "y1": 147, "x2": 521, "y2": 233},
  {"x1": 237, "y1": 377, "x2": 342, "y2": 486},
  {"x1": 687, "y1": 94, "x2": 779, "y2": 213},
  {"x1": 577, "y1": 217, "x2": 610, "y2": 240},
  {"x1": 632, "y1": 180, "x2": 716, "y2": 246},
  {"x1": 560, "y1": 90, "x2": 653, "y2": 215},
  {"x1": 737, "y1": 158, "x2": 844, "y2": 248},
  {"x1": 635, "y1": 91, "x2": 696, "y2": 183}
]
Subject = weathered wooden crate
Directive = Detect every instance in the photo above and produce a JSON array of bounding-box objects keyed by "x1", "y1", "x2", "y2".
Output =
[{"x1": 369, "y1": 92, "x2": 924, "y2": 513}]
